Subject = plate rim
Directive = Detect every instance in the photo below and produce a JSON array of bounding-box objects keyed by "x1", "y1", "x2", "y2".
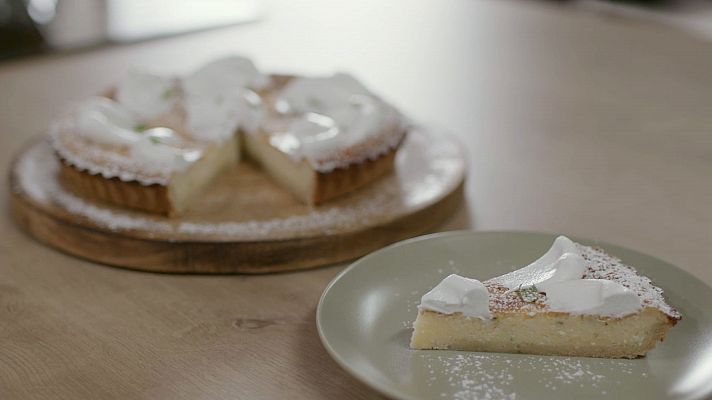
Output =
[{"x1": 316, "y1": 229, "x2": 707, "y2": 400}]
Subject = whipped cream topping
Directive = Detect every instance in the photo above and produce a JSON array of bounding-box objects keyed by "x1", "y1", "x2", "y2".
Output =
[
  {"x1": 419, "y1": 274, "x2": 491, "y2": 318},
  {"x1": 76, "y1": 97, "x2": 141, "y2": 146},
  {"x1": 418, "y1": 236, "x2": 646, "y2": 319},
  {"x1": 116, "y1": 70, "x2": 177, "y2": 120},
  {"x1": 489, "y1": 236, "x2": 587, "y2": 291},
  {"x1": 182, "y1": 56, "x2": 266, "y2": 141},
  {"x1": 267, "y1": 73, "x2": 403, "y2": 170},
  {"x1": 274, "y1": 73, "x2": 371, "y2": 114},
  {"x1": 74, "y1": 97, "x2": 197, "y2": 172},
  {"x1": 545, "y1": 279, "x2": 642, "y2": 316},
  {"x1": 184, "y1": 56, "x2": 267, "y2": 93}
]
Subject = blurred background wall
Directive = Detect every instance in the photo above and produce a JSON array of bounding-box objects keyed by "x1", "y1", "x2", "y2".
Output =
[
  {"x1": 0, "y1": 0, "x2": 261, "y2": 60},
  {"x1": 1, "y1": 0, "x2": 711, "y2": 62}
]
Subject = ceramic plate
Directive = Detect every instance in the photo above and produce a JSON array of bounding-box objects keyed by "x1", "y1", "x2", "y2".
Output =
[{"x1": 317, "y1": 231, "x2": 712, "y2": 400}]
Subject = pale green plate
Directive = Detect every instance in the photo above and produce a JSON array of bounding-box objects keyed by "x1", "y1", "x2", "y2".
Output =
[{"x1": 317, "y1": 231, "x2": 712, "y2": 400}]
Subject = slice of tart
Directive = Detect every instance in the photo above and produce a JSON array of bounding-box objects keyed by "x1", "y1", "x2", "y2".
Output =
[
  {"x1": 410, "y1": 236, "x2": 681, "y2": 359},
  {"x1": 243, "y1": 73, "x2": 408, "y2": 204},
  {"x1": 51, "y1": 57, "x2": 265, "y2": 215}
]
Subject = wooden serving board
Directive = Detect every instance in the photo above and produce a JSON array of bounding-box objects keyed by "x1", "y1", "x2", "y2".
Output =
[{"x1": 9, "y1": 128, "x2": 465, "y2": 273}]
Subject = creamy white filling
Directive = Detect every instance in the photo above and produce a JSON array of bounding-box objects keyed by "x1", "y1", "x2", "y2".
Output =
[
  {"x1": 418, "y1": 274, "x2": 491, "y2": 318},
  {"x1": 270, "y1": 73, "x2": 394, "y2": 162},
  {"x1": 418, "y1": 236, "x2": 644, "y2": 319},
  {"x1": 116, "y1": 70, "x2": 176, "y2": 120},
  {"x1": 182, "y1": 56, "x2": 266, "y2": 141}
]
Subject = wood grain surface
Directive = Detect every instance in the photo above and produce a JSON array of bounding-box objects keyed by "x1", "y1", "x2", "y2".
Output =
[{"x1": 2, "y1": 0, "x2": 712, "y2": 399}]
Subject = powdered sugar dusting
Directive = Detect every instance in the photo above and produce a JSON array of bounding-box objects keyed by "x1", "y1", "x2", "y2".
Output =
[
  {"x1": 578, "y1": 244, "x2": 681, "y2": 320},
  {"x1": 483, "y1": 243, "x2": 680, "y2": 319},
  {"x1": 420, "y1": 352, "x2": 645, "y2": 399},
  {"x1": 13, "y1": 127, "x2": 464, "y2": 241}
]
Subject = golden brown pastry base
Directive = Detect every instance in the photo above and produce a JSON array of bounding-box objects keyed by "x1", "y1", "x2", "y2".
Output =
[
  {"x1": 58, "y1": 161, "x2": 175, "y2": 215},
  {"x1": 312, "y1": 150, "x2": 397, "y2": 205},
  {"x1": 410, "y1": 308, "x2": 676, "y2": 359}
]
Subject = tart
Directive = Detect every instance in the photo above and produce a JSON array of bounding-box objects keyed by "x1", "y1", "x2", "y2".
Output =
[
  {"x1": 49, "y1": 58, "x2": 408, "y2": 214},
  {"x1": 244, "y1": 73, "x2": 407, "y2": 204},
  {"x1": 410, "y1": 236, "x2": 681, "y2": 359},
  {"x1": 51, "y1": 57, "x2": 263, "y2": 216}
]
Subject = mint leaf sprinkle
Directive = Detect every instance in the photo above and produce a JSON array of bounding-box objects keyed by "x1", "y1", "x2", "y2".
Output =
[
  {"x1": 516, "y1": 284, "x2": 539, "y2": 303},
  {"x1": 307, "y1": 97, "x2": 322, "y2": 109},
  {"x1": 162, "y1": 88, "x2": 176, "y2": 100}
]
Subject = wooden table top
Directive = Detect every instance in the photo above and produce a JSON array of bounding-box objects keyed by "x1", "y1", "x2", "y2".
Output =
[{"x1": 2, "y1": 1, "x2": 711, "y2": 398}]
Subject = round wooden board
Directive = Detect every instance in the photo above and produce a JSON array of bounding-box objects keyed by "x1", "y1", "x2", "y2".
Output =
[{"x1": 9, "y1": 128, "x2": 465, "y2": 273}]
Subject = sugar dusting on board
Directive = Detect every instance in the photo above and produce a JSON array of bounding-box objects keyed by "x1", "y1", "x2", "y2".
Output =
[{"x1": 13, "y1": 127, "x2": 464, "y2": 241}]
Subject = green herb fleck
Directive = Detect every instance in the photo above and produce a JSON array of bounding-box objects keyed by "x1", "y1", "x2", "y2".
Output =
[
  {"x1": 134, "y1": 123, "x2": 148, "y2": 132},
  {"x1": 149, "y1": 136, "x2": 162, "y2": 145},
  {"x1": 162, "y1": 88, "x2": 176, "y2": 100},
  {"x1": 516, "y1": 284, "x2": 539, "y2": 303},
  {"x1": 306, "y1": 97, "x2": 322, "y2": 109}
]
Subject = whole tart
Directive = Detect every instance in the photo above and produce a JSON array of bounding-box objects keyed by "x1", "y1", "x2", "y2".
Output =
[
  {"x1": 410, "y1": 236, "x2": 681, "y2": 359},
  {"x1": 49, "y1": 58, "x2": 408, "y2": 214}
]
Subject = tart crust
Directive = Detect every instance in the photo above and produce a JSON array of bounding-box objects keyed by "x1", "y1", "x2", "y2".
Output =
[
  {"x1": 58, "y1": 160, "x2": 174, "y2": 214},
  {"x1": 314, "y1": 149, "x2": 397, "y2": 204},
  {"x1": 56, "y1": 134, "x2": 239, "y2": 216}
]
